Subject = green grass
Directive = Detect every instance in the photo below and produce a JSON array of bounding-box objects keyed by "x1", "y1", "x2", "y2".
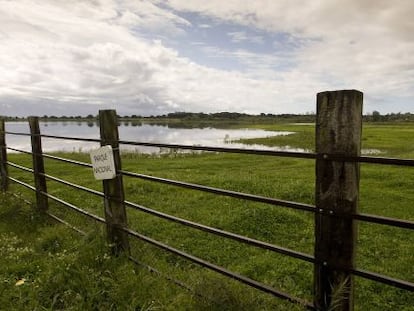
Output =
[
  {"x1": 1, "y1": 122, "x2": 414, "y2": 310},
  {"x1": 0, "y1": 195, "x2": 193, "y2": 310},
  {"x1": 241, "y1": 122, "x2": 414, "y2": 158}
]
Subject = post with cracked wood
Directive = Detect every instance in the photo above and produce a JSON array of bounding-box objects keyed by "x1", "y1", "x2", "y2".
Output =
[
  {"x1": 99, "y1": 109, "x2": 130, "y2": 255},
  {"x1": 314, "y1": 90, "x2": 363, "y2": 311}
]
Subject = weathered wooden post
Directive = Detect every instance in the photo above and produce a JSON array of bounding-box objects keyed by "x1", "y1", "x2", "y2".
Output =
[
  {"x1": 99, "y1": 110, "x2": 130, "y2": 255},
  {"x1": 314, "y1": 90, "x2": 363, "y2": 310},
  {"x1": 0, "y1": 119, "x2": 8, "y2": 192},
  {"x1": 29, "y1": 117, "x2": 49, "y2": 212}
]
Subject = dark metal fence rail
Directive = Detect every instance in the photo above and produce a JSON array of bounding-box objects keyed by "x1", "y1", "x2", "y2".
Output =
[
  {"x1": 5, "y1": 137, "x2": 414, "y2": 293},
  {"x1": 121, "y1": 170, "x2": 317, "y2": 212},
  {"x1": 5, "y1": 137, "x2": 414, "y2": 254},
  {"x1": 43, "y1": 191, "x2": 106, "y2": 224},
  {"x1": 46, "y1": 212, "x2": 87, "y2": 235},
  {"x1": 1, "y1": 101, "x2": 414, "y2": 311},
  {"x1": 127, "y1": 256, "x2": 204, "y2": 298},
  {"x1": 352, "y1": 213, "x2": 414, "y2": 230},
  {"x1": 7, "y1": 157, "x2": 315, "y2": 263},
  {"x1": 4, "y1": 165, "x2": 214, "y2": 303},
  {"x1": 124, "y1": 199, "x2": 315, "y2": 263},
  {"x1": 5, "y1": 165, "x2": 317, "y2": 308},
  {"x1": 4, "y1": 144, "x2": 319, "y2": 307},
  {"x1": 7, "y1": 161, "x2": 34, "y2": 173},
  {"x1": 8, "y1": 146, "x2": 414, "y2": 231},
  {"x1": 7, "y1": 156, "x2": 414, "y2": 293},
  {"x1": 323, "y1": 153, "x2": 414, "y2": 166},
  {"x1": 122, "y1": 225, "x2": 316, "y2": 310},
  {"x1": 7, "y1": 158, "x2": 414, "y2": 293},
  {"x1": 5, "y1": 131, "x2": 414, "y2": 167},
  {"x1": 351, "y1": 268, "x2": 414, "y2": 291},
  {"x1": 8, "y1": 176, "x2": 36, "y2": 191}
]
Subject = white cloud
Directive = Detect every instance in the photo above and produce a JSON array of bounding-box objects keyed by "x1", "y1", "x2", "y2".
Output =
[
  {"x1": 198, "y1": 24, "x2": 212, "y2": 29},
  {"x1": 165, "y1": 0, "x2": 414, "y2": 39},
  {"x1": 227, "y1": 31, "x2": 264, "y2": 44},
  {"x1": 0, "y1": 0, "x2": 413, "y2": 116},
  {"x1": 0, "y1": 0, "x2": 311, "y2": 116},
  {"x1": 227, "y1": 31, "x2": 248, "y2": 43},
  {"x1": 117, "y1": 0, "x2": 191, "y2": 35},
  {"x1": 0, "y1": 1, "x2": 178, "y2": 113},
  {"x1": 165, "y1": 0, "x2": 414, "y2": 112}
]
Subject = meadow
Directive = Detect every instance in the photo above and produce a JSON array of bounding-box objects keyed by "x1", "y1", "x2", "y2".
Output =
[{"x1": 0, "y1": 122, "x2": 413, "y2": 310}]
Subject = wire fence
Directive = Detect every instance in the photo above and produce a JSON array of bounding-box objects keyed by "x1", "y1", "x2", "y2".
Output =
[{"x1": 1, "y1": 91, "x2": 413, "y2": 310}]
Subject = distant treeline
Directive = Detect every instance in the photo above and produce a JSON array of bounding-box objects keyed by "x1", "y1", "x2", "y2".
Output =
[
  {"x1": 363, "y1": 111, "x2": 414, "y2": 122},
  {"x1": 150, "y1": 112, "x2": 317, "y2": 123},
  {"x1": 2, "y1": 111, "x2": 414, "y2": 123}
]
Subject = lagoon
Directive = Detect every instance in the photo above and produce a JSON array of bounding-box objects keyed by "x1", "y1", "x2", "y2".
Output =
[{"x1": 4, "y1": 121, "x2": 306, "y2": 154}]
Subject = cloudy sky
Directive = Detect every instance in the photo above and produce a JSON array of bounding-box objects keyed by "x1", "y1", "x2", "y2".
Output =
[{"x1": 1, "y1": 0, "x2": 413, "y2": 117}]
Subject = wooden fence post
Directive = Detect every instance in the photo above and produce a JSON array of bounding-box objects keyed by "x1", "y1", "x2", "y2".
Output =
[
  {"x1": 28, "y1": 117, "x2": 49, "y2": 212},
  {"x1": 99, "y1": 110, "x2": 130, "y2": 255},
  {"x1": 0, "y1": 119, "x2": 8, "y2": 192},
  {"x1": 314, "y1": 90, "x2": 363, "y2": 310}
]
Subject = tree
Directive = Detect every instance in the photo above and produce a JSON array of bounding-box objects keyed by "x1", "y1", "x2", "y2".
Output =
[{"x1": 372, "y1": 110, "x2": 381, "y2": 122}]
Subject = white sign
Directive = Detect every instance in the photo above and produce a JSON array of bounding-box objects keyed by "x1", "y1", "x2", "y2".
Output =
[{"x1": 90, "y1": 145, "x2": 116, "y2": 180}]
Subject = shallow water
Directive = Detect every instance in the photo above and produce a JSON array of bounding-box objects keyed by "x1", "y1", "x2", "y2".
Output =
[{"x1": 4, "y1": 121, "x2": 308, "y2": 154}]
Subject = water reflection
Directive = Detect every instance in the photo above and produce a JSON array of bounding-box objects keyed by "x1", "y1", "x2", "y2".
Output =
[{"x1": 5, "y1": 121, "x2": 306, "y2": 154}]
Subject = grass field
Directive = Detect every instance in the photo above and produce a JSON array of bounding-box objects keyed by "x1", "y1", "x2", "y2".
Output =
[{"x1": 1, "y1": 122, "x2": 413, "y2": 310}]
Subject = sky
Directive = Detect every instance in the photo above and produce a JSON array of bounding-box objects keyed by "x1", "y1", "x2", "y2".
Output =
[{"x1": 0, "y1": 0, "x2": 413, "y2": 117}]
